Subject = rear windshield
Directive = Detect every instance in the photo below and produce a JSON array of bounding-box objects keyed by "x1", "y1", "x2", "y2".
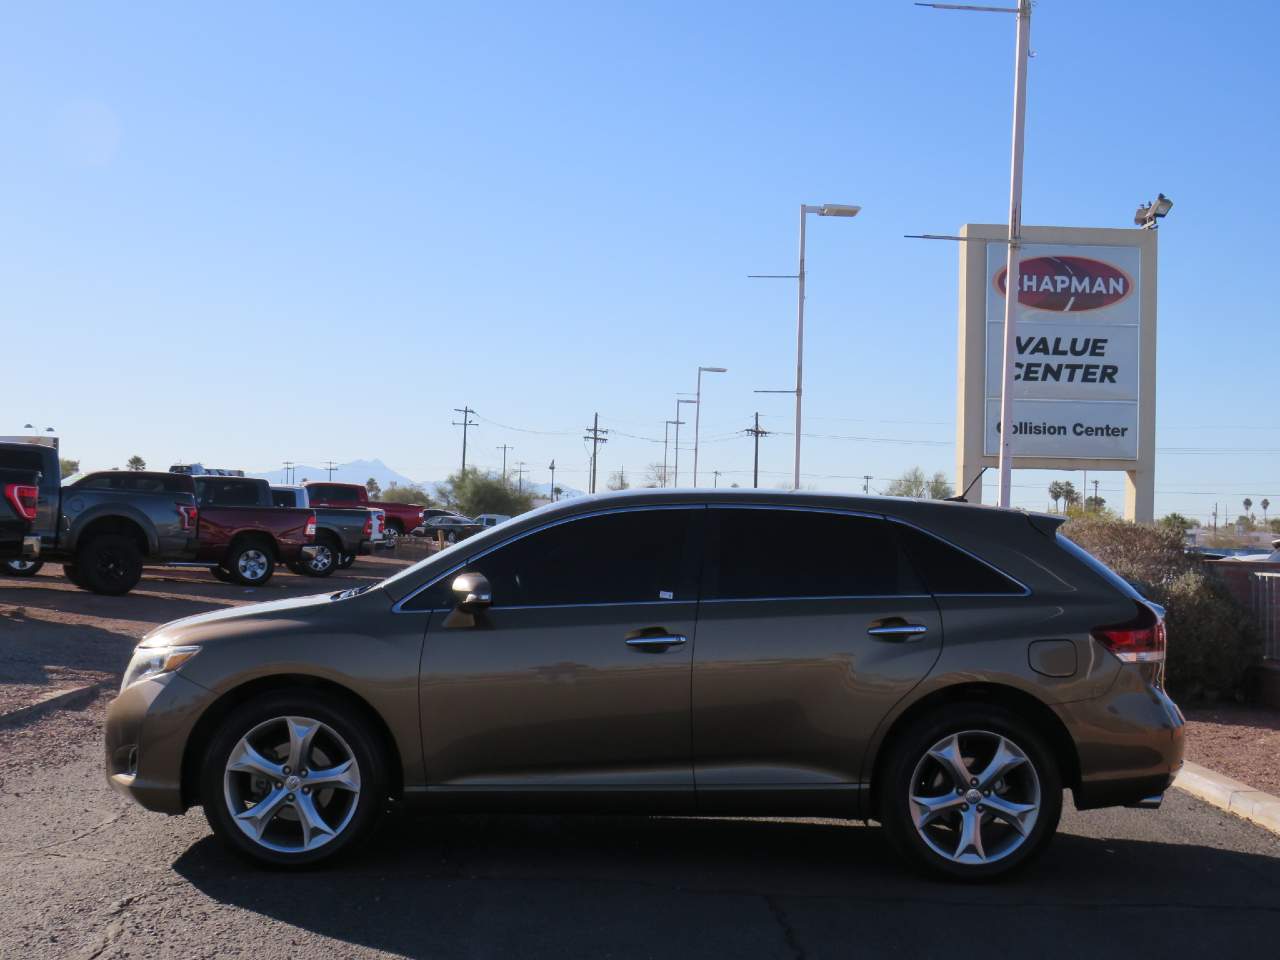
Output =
[{"x1": 1056, "y1": 532, "x2": 1145, "y2": 601}]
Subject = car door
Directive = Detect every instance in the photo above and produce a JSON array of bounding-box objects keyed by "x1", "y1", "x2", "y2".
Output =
[
  {"x1": 691, "y1": 505, "x2": 943, "y2": 815},
  {"x1": 407, "y1": 505, "x2": 703, "y2": 811}
]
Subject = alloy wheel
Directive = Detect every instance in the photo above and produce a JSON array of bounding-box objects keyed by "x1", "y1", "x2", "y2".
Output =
[
  {"x1": 6, "y1": 560, "x2": 37, "y2": 573},
  {"x1": 307, "y1": 545, "x2": 334, "y2": 574},
  {"x1": 237, "y1": 549, "x2": 270, "y2": 582},
  {"x1": 223, "y1": 715, "x2": 362, "y2": 853},
  {"x1": 908, "y1": 729, "x2": 1041, "y2": 866}
]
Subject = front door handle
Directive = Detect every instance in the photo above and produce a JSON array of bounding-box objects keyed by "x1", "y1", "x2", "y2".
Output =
[
  {"x1": 625, "y1": 635, "x2": 687, "y2": 647},
  {"x1": 867, "y1": 622, "x2": 929, "y2": 641}
]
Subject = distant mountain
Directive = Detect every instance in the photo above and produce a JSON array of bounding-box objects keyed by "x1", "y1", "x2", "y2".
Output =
[{"x1": 249, "y1": 458, "x2": 429, "y2": 492}]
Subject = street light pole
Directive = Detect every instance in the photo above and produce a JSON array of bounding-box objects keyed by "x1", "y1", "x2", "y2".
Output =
[
  {"x1": 673, "y1": 398, "x2": 696, "y2": 487},
  {"x1": 752, "y1": 202, "x2": 860, "y2": 490},
  {"x1": 693, "y1": 366, "x2": 727, "y2": 486},
  {"x1": 663, "y1": 419, "x2": 683, "y2": 488}
]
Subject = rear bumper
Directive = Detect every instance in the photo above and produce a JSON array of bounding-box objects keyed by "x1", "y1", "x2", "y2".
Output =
[
  {"x1": 22, "y1": 535, "x2": 40, "y2": 559},
  {"x1": 1057, "y1": 675, "x2": 1185, "y2": 811},
  {"x1": 298, "y1": 545, "x2": 319, "y2": 561}
]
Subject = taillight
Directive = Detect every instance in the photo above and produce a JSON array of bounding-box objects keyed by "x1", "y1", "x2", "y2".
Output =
[
  {"x1": 363, "y1": 515, "x2": 372, "y2": 538},
  {"x1": 4, "y1": 484, "x2": 38, "y2": 522},
  {"x1": 419, "y1": 509, "x2": 426, "y2": 521},
  {"x1": 1093, "y1": 603, "x2": 1166, "y2": 665},
  {"x1": 376, "y1": 514, "x2": 384, "y2": 533},
  {"x1": 305, "y1": 512, "x2": 317, "y2": 539},
  {"x1": 177, "y1": 504, "x2": 198, "y2": 531}
]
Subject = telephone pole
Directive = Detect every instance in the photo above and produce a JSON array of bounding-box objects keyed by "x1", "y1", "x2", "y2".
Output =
[
  {"x1": 863, "y1": 475, "x2": 873, "y2": 494},
  {"x1": 515, "y1": 461, "x2": 529, "y2": 493},
  {"x1": 548, "y1": 460, "x2": 557, "y2": 500},
  {"x1": 496, "y1": 444, "x2": 513, "y2": 481},
  {"x1": 745, "y1": 413, "x2": 769, "y2": 488},
  {"x1": 1092, "y1": 479, "x2": 1099, "y2": 508},
  {"x1": 584, "y1": 413, "x2": 608, "y2": 494},
  {"x1": 713, "y1": 470, "x2": 722, "y2": 488},
  {"x1": 324, "y1": 460, "x2": 337, "y2": 480},
  {"x1": 452, "y1": 406, "x2": 478, "y2": 474},
  {"x1": 283, "y1": 461, "x2": 294, "y2": 485}
]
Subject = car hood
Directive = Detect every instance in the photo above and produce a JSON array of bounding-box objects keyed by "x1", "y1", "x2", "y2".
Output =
[{"x1": 142, "y1": 589, "x2": 369, "y2": 645}]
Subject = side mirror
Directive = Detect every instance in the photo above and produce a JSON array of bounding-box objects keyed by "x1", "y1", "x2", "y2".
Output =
[{"x1": 451, "y1": 572, "x2": 492, "y2": 612}]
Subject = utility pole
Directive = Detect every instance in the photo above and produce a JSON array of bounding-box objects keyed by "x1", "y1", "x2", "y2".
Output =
[
  {"x1": 496, "y1": 444, "x2": 513, "y2": 482},
  {"x1": 744, "y1": 413, "x2": 769, "y2": 489},
  {"x1": 1092, "y1": 479, "x2": 1099, "y2": 508},
  {"x1": 283, "y1": 461, "x2": 294, "y2": 485},
  {"x1": 674, "y1": 397, "x2": 696, "y2": 486},
  {"x1": 584, "y1": 413, "x2": 608, "y2": 494},
  {"x1": 863, "y1": 474, "x2": 873, "y2": 494},
  {"x1": 324, "y1": 460, "x2": 337, "y2": 480},
  {"x1": 515, "y1": 461, "x2": 528, "y2": 493},
  {"x1": 452, "y1": 406, "x2": 478, "y2": 475},
  {"x1": 713, "y1": 470, "x2": 722, "y2": 488},
  {"x1": 548, "y1": 460, "x2": 557, "y2": 500}
]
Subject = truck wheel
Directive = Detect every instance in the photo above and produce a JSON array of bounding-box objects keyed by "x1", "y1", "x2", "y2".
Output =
[
  {"x1": 225, "y1": 539, "x2": 275, "y2": 587},
  {"x1": 211, "y1": 565, "x2": 233, "y2": 583},
  {"x1": 76, "y1": 535, "x2": 144, "y2": 595},
  {"x1": 382, "y1": 527, "x2": 400, "y2": 548},
  {"x1": 3, "y1": 559, "x2": 44, "y2": 577},
  {"x1": 299, "y1": 537, "x2": 339, "y2": 578},
  {"x1": 337, "y1": 553, "x2": 356, "y2": 570},
  {"x1": 62, "y1": 563, "x2": 87, "y2": 588}
]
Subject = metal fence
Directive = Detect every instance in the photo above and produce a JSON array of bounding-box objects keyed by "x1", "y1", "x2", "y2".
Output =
[{"x1": 1254, "y1": 572, "x2": 1280, "y2": 662}]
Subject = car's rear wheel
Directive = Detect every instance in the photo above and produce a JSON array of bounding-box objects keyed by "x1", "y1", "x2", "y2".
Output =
[
  {"x1": 298, "y1": 537, "x2": 339, "y2": 578},
  {"x1": 382, "y1": 525, "x2": 400, "y2": 548},
  {"x1": 336, "y1": 552, "x2": 355, "y2": 570},
  {"x1": 878, "y1": 703, "x2": 1061, "y2": 881},
  {"x1": 200, "y1": 690, "x2": 388, "y2": 867},
  {"x1": 225, "y1": 539, "x2": 275, "y2": 587},
  {"x1": 76, "y1": 534, "x2": 143, "y2": 595},
  {"x1": 2, "y1": 559, "x2": 44, "y2": 577}
]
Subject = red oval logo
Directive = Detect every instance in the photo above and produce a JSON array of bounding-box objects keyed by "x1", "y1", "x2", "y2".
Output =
[{"x1": 994, "y1": 256, "x2": 1132, "y2": 312}]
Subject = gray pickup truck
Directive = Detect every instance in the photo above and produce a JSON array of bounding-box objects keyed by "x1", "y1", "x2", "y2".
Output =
[
  {"x1": 269, "y1": 484, "x2": 372, "y2": 576},
  {"x1": 0, "y1": 441, "x2": 198, "y2": 595}
]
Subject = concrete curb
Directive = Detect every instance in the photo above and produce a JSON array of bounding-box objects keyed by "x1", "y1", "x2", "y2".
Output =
[
  {"x1": 1174, "y1": 760, "x2": 1280, "y2": 836},
  {"x1": 0, "y1": 681, "x2": 105, "y2": 728}
]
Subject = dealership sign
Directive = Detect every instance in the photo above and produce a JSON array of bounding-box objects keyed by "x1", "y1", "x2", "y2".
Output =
[{"x1": 983, "y1": 242, "x2": 1141, "y2": 460}]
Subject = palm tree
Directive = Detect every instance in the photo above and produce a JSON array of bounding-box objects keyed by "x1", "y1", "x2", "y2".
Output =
[
  {"x1": 1263, "y1": 498, "x2": 1271, "y2": 525},
  {"x1": 1047, "y1": 480, "x2": 1065, "y2": 513},
  {"x1": 1061, "y1": 481, "x2": 1080, "y2": 509},
  {"x1": 1244, "y1": 498, "x2": 1253, "y2": 520}
]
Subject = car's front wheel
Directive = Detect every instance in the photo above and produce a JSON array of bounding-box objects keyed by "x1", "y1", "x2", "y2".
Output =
[
  {"x1": 878, "y1": 703, "x2": 1061, "y2": 881},
  {"x1": 200, "y1": 690, "x2": 388, "y2": 867},
  {"x1": 2, "y1": 559, "x2": 44, "y2": 577}
]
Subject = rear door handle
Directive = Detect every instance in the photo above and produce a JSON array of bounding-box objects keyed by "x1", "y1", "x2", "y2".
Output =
[
  {"x1": 625, "y1": 635, "x2": 687, "y2": 648},
  {"x1": 867, "y1": 623, "x2": 929, "y2": 641}
]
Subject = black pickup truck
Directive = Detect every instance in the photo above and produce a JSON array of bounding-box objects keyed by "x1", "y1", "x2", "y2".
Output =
[
  {"x1": 0, "y1": 467, "x2": 41, "y2": 565},
  {"x1": 0, "y1": 441, "x2": 198, "y2": 594},
  {"x1": 270, "y1": 484, "x2": 372, "y2": 576}
]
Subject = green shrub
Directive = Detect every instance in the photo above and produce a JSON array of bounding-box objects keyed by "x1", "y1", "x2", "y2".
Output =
[{"x1": 1061, "y1": 514, "x2": 1261, "y2": 701}]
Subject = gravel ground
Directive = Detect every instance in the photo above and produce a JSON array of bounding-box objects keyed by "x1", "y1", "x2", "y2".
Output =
[{"x1": 1184, "y1": 705, "x2": 1280, "y2": 795}]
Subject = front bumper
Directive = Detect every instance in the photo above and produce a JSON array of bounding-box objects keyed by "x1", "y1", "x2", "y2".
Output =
[{"x1": 105, "y1": 671, "x2": 211, "y2": 814}]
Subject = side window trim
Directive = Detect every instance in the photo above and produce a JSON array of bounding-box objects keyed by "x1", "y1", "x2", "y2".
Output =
[
  {"x1": 883, "y1": 516, "x2": 1031, "y2": 598},
  {"x1": 392, "y1": 504, "x2": 707, "y2": 614}
]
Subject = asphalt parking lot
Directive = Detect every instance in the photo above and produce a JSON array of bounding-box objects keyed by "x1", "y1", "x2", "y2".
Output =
[{"x1": 2, "y1": 562, "x2": 1279, "y2": 959}]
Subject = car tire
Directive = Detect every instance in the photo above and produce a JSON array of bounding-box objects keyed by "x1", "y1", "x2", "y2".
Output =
[
  {"x1": 211, "y1": 565, "x2": 233, "y2": 583},
  {"x1": 298, "y1": 536, "x2": 339, "y2": 578},
  {"x1": 336, "y1": 553, "x2": 355, "y2": 570},
  {"x1": 224, "y1": 539, "x2": 275, "y2": 587},
  {"x1": 445, "y1": 532, "x2": 457, "y2": 544},
  {"x1": 62, "y1": 563, "x2": 87, "y2": 588},
  {"x1": 382, "y1": 525, "x2": 400, "y2": 548},
  {"x1": 75, "y1": 534, "x2": 143, "y2": 595},
  {"x1": 200, "y1": 688, "x2": 389, "y2": 868},
  {"x1": 878, "y1": 702, "x2": 1062, "y2": 882},
  {"x1": 2, "y1": 559, "x2": 44, "y2": 577}
]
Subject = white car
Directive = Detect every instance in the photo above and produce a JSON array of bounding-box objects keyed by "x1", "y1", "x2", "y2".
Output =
[{"x1": 474, "y1": 513, "x2": 512, "y2": 528}]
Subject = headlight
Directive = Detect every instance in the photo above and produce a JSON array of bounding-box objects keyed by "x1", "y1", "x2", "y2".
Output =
[{"x1": 120, "y1": 643, "x2": 200, "y2": 692}]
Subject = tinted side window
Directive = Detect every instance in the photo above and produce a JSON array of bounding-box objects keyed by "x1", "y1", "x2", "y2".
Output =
[
  {"x1": 271, "y1": 490, "x2": 297, "y2": 507},
  {"x1": 707, "y1": 508, "x2": 920, "y2": 599},
  {"x1": 198, "y1": 479, "x2": 263, "y2": 507},
  {"x1": 309, "y1": 484, "x2": 357, "y2": 503},
  {"x1": 406, "y1": 508, "x2": 699, "y2": 610},
  {"x1": 894, "y1": 523, "x2": 1024, "y2": 595}
]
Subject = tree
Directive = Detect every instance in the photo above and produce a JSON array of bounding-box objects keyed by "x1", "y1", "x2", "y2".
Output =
[
  {"x1": 1085, "y1": 495, "x2": 1107, "y2": 513},
  {"x1": 1047, "y1": 480, "x2": 1066, "y2": 513},
  {"x1": 126, "y1": 455, "x2": 146, "y2": 472},
  {"x1": 885, "y1": 467, "x2": 927, "y2": 498},
  {"x1": 642, "y1": 463, "x2": 666, "y2": 488},
  {"x1": 1060, "y1": 481, "x2": 1080, "y2": 508},
  {"x1": 378, "y1": 482, "x2": 434, "y2": 504},
  {"x1": 437, "y1": 468, "x2": 533, "y2": 517},
  {"x1": 58, "y1": 458, "x2": 80, "y2": 478},
  {"x1": 926, "y1": 472, "x2": 953, "y2": 500},
  {"x1": 1244, "y1": 498, "x2": 1253, "y2": 519},
  {"x1": 1159, "y1": 513, "x2": 1196, "y2": 535},
  {"x1": 1263, "y1": 499, "x2": 1271, "y2": 525},
  {"x1": 1235, "y1": 515, "x2": 1256, "y2": 532},
  {"x1": 606, "y1": 468, "x2": 629, "y2": 491},
  {"x1": 366, "y1": 477, "x2": 382, "y2": 498}
]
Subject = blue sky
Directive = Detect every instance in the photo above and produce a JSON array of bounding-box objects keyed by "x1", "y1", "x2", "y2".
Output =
[{"x1": 3, "y1": 1, "x2": 1276, "y2": 521}]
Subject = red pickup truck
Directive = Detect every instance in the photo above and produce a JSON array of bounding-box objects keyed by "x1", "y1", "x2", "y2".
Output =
[
  {"x1": 194, "y1": 476, "x2": 318, "y2": 586},
  {"x1": 301, "y1": 482, "x2": 427, "y2": 545}
]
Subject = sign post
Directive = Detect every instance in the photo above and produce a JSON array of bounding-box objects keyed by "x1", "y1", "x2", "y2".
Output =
[{"x1": 955, "y1": 224, "x2": 1158, "y2": 521}]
